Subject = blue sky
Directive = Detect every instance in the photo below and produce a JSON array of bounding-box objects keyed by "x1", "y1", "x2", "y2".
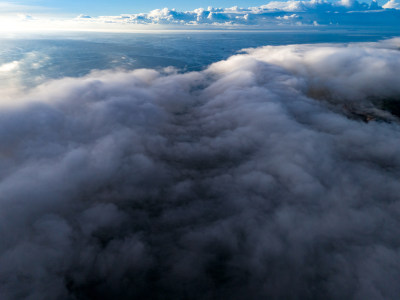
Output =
[
  {"x1": 2, "y1": 0, "x2": 398, "y2": 32},
  {"x1": 3, "y1": 0, "x2": 393, "y2": 18},
  {"x1": 6, "y1": 0, "x2": 273, "y2": 15}
]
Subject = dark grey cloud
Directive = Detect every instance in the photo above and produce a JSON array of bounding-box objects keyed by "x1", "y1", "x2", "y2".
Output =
[{"x1": 1, "y1": 39, "x2": 400, "y2": 300}]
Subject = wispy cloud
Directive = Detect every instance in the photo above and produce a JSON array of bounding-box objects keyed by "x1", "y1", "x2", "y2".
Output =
[
  {"x1": 0, "y1": 1, "x2": 46, "y2": 14},
  {"x1": 383, "y1": 0, "x2": 400, "y2": 8}
]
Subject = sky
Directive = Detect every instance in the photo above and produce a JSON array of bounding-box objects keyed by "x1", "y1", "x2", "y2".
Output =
[
  {"x1": 3, "y1": 0, "x2": 275, "y2": 15},
  {"x1": 1, "y1": 0, "x2": 399, "y2": 32},
  {"x1": 1, "y1": 0, "x2": 393, "y2": 16},
  {"x1": 1, "y1": 0, "x2": 400, "y2": 299}
]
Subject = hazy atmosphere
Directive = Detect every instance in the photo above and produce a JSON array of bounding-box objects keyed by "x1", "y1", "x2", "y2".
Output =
[{"x1": 1, "y1": 1, "x2": 400, "y2": 299}]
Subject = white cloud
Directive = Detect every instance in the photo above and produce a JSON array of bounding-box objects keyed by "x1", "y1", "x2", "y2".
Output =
[
  {"x1": 1, "y1": 0, "x2": 400, "y2": 32},
  {"x1": 85, "y1": 1, "x2": 398, "y2": 27},
  {"x1": 0, "y1": 61, "x2": 19, "y2": 72},
  {"x1": 383, "y1": 0, "x2": 400, "y2": 9}
]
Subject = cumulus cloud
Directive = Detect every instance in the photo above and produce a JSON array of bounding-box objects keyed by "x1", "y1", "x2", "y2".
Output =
[
  {"x1": 76, "y1": 0, "x2": 400, "y2": 28},
  {"x1": 1, "y1": 38, "x2": 400, "y2": 299},
  {"x1": 2, "y1": 0, "x2": 400, "y2": 31},
  {"x1": 75, "y1": 0, "x2": 400, "y2": 28}
]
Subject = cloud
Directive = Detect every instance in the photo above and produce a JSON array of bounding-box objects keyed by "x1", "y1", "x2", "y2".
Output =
[
  {"x1": 383, "y1": 0, "x2": 400, "y2": 9},
  {"x1": 242, "y1": 39, "x2": 400, "y2": 105},
  {"x1": 76, "y1": 14, "x2": 92, "y2": 19},
  {"x1": 1, "y1": 38, "x2": 400, "y2": 299},
  {"x1": 2, "y1": 0, "x2": 400, "y2": 32},
  {"x1": 0, "y1": 61, "x2": 19, "y2": 72},
  {"x1": 0, "y1": 1, "x2": 47, "y2": 16},
  {"x1": 0, "y1": 2, "x2": 33, "y2": 12},
  {"x1": 84, "y1": 0, "x2": 400, "y2": 28},
  {"x1": 0, "y1": 51, "x2": 50, "y2": 101}
]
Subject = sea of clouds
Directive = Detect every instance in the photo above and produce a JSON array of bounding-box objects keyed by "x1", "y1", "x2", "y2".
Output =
[{"x1": 1, "y1": 38, "x2": 400, "y2": 299}]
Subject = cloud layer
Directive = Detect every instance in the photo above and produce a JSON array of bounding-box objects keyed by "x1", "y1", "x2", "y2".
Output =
[
  {"x1": 3, "y1": 0, "x2": 400, "y2": 32},
  {"x1": 75, "y1": 0, "x2": 400, "y2": 28},
  {"x1": 1, "y1": 38, "x2": 400, "y2": 300}
]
